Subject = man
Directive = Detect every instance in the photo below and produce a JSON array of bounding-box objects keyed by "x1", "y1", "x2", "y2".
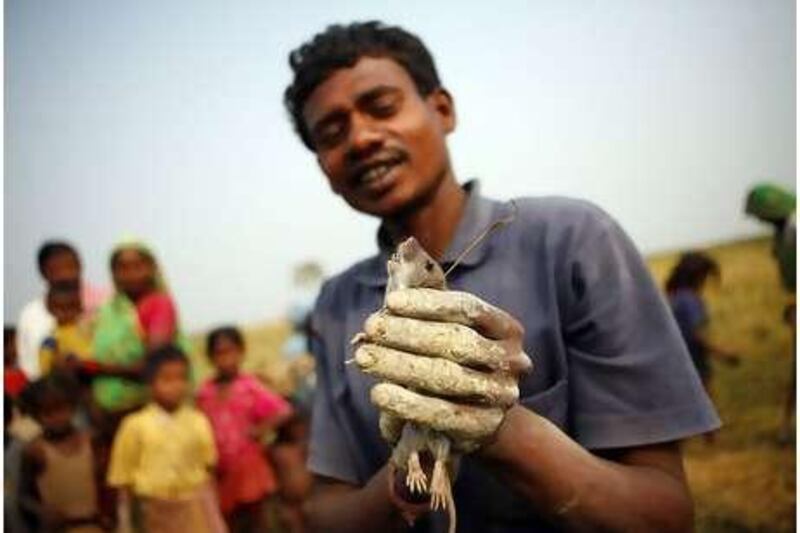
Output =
[
  {"x1": 285, "y1": 21, "x2": 719, "y2": 531},
  {"x1": 745, "y1": 183, "x2": 796, "y2": 443},
  {"x1": 16, "y1": 241, "x2": 107, "y2": 379}
]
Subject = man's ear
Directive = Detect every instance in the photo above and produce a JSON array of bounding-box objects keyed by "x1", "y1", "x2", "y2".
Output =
[{"x1": 428, "y1": 88, "x2": 456, "y2": 134}]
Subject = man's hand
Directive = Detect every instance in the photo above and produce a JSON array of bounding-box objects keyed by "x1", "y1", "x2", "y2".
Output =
[{"x1": 354, "y1": 288, "x2": 531, "y2": 449}]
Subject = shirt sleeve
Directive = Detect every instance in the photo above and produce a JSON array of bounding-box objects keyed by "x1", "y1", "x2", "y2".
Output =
[
  {"x1": 136, "y1": 293, "x2": 178, "y2": 342},
  {"x1": 557, "y1": 205, "x2": 721, "y2": 450},
  {"x1": 107, "y1": 416, "x2": 141, "y2": 487},
  {"x1": 306, "y1": 287, "x2": 362, "y2": 485}
]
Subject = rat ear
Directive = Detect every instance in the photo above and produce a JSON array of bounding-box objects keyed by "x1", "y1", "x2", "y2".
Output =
[{"x1": 427, "y1": 88, "x2": 456, "y2": 134}]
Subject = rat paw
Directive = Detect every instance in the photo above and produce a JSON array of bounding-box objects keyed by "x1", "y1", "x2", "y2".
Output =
[
  {"x1": 405, "y1": 452, "x2": 428, "y2": 494},
  {"x1": 430, "y1": 459, "x2": 451, "y2": 511}
]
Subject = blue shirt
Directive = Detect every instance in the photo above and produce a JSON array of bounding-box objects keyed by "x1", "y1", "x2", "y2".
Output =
[
  {"x1": 669, "y1": 289, "x2": 710, "y2": 379},
  {"x1": 308, "y1": 182, "x2": 720, "y2": 532}
]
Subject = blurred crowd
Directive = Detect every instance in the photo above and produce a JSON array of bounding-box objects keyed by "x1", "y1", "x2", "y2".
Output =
[{"x1": 4, "y1": 240, "x2": 316, "y2": 532}]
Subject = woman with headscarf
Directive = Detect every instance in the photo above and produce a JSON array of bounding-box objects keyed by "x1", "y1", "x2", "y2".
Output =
[{"x1": 91, "y1": 240, "x2": 191, "y2": 434}]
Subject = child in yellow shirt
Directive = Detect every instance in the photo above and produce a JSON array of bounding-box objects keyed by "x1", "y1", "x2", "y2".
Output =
[
  {"x1": 107, "y1": 345, "x2": 226, "y2": 533},
  {"x1": 39, "y1": 282, "x2": 94, "y2": 375}
]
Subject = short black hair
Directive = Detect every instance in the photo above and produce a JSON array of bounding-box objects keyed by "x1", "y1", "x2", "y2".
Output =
[
  {"x1": 18, "y1": 375, "x2": 78, "y2": 418},
  {"x1": 144, "y1": 344, "x2": 189, "y2": 383},
  {"x1": 37, "y1": 241, "x2": 80, "y2": 277},
  {"x1": 4, "y1": 326, "x2": 16, "y2": 347},
  {"x1": 206, "y1": 326, "x2": 245, "y2": 358},
  {"x1": 284, "y1": 20, "x2": 443, "y2": 150},
  {"x1": 666, "y1": 252, "x2": 721, "y2": 293}
]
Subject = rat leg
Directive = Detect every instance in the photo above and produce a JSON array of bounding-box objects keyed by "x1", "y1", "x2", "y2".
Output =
[
  {"x1": 395, "y1": 423, "x2": 428, "y2": 494},
  {"x1": 379, "y1": 412, "x2": 404, "y2": 445},
  {"x1": 429, "y1": 433, "x2": 452, "y2": 511}
]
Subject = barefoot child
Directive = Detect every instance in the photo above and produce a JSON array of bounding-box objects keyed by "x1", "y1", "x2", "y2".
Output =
[
  {"x1": 108, "y1": 345, "x2": 226, "y2": 533},
  {"x1": 197, "y1": 327, "x2": 292, "y2": 532},
  {"x1": 18, "y1": 375, "x2": 108, "y2": 532}
]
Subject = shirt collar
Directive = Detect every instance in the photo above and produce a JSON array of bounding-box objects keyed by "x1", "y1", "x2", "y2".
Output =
[{"x1": 355, "y1": 180, "x2": 499, "y2": 288}]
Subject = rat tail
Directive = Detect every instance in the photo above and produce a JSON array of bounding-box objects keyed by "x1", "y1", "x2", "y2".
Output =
[{"x1": 446, "y1": 484, "x2": 457, "y2": 533}]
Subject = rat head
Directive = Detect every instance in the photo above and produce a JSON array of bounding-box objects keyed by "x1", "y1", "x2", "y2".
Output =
[{"x1": 387, "y1": 237, "x2": 446, "y2": 291}]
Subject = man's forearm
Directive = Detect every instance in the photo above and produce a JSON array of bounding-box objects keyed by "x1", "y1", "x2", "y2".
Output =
[
  {"x1": 479, "y1": 406, "x2": 694, "y2": 532},
  {"x1": 303, "y1": 466, "x2": 407, "y2": 533}
]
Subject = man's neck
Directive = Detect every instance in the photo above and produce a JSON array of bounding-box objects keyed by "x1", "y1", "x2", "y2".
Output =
[{"x1": 384, "y1": 176, "x2": 466, "y2": 261}]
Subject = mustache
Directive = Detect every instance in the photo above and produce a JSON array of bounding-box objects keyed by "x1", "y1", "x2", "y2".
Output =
[{"x1": 346, "y1": 148, "x2": 408, "y2": 184}]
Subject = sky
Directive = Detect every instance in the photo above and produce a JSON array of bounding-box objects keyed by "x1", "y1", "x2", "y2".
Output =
[{"x1": 4, "y1": 0, "x2": 796, "y2": 332}]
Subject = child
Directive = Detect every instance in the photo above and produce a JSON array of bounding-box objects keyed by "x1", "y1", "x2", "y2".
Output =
[
  {"x1": 18, "y1": 375, "x2": 108, "y2": 532},
  {"x1": 666, "y1": 252, "x2": 739, "y2": 410},
  {"x1": 39, "y1": 281, "x2": 94, "y2": 376},
  {"x1": 5, "y1": 326, "x2": 29, "y2": 398},
  {"x1": 108, "y1": 344, "x2": 226, "y2": 533},
  {"x1": 197, "y1": 327, "x2": 292, "y2": 532},
  {"x1": 270, "y1": 410, "x2": 313, "y2": 533}
]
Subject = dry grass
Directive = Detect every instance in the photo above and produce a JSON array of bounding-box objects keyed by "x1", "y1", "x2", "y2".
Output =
[
  {"x1": 649, "y1": 237, "x2": 795, "y2": 532},
  {"x1": 194, "y1": 236, "x2": 795, "y2": 531}
]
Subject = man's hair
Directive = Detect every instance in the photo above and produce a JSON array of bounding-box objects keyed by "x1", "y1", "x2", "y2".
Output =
[
  {"x1": 4, "y1": 326, "x2": 16, "y2": 348},
  {"x1": 144, "y1": 344, "x2": 189, "y2": 383},
  {"x1": 284, "y1": 20, "x2": 443, "y2": 150},
  {"x1": 666, "y1": 251, "x2": 721, "y2": 293},
  {"x1": 206, "y1": 326, "x2": 245, "y2": 358},
  {"x1": 37, "y1": 241, "x2": 79, "y2": 276}
]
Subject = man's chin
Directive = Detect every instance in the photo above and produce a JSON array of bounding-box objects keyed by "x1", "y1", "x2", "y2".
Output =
[{"x1": 346, "y1": 194, "x2": 412, "y2": 219}]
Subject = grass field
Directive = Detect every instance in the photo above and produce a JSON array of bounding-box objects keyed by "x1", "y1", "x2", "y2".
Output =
[
  {"x1": 649, "y1": 237, "x2": 796, "y2": 532},
  {"x1": 194, "y1": 236, "x2": 796, "y2": 531}
]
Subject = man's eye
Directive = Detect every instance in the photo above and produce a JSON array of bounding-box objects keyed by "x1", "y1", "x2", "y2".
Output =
[
  {"x1": 370, "y1": 98, "x2": 399, "y2": 118},
  {"x1": 315, "y1": 122, "x2": 346, "y2": 147}
]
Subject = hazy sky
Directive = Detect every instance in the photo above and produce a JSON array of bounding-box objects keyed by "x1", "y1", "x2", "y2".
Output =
[{"x1": 5, "y1": 0, "x2": 796, "y2": 332}]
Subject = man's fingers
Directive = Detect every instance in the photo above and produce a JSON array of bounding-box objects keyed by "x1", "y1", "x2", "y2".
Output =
[
  {"x1": 371, "y1": 382, "x2": 504, "y2": 442},
  {"x1": 365, "y1": 311, "x2": 532, "y2": 373},
  {"x1": 386, "y1": 288, "x2": 523, "y2": 340},
  {"x1": 365, "y1": 312, "x2": 506, "y2": 370},
  {"x1": 356, "y1": 344, "x2": 519, "y2": 406}
]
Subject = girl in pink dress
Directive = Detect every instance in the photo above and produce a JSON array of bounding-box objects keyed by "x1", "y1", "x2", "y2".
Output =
[{"x1": 196, "y1": 326, "x2": 292, "y2": 532}]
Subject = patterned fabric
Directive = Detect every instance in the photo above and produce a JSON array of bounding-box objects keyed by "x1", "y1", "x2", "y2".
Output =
[
  {"x1": 107, "y1": 403, "x2": 216, "y2": 500},
  {"x1": 196, "y1": 374, "x2": 291, "y2": 513}
]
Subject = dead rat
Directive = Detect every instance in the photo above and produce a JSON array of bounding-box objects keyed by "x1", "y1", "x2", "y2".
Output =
[{"x1": 352, "y1": 201, "x2": 518, "y2": 533}]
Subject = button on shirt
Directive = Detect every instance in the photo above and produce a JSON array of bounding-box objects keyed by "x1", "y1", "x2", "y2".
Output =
[{"x1": 308, "y1": 182, "x2": 720, "y2": 532}]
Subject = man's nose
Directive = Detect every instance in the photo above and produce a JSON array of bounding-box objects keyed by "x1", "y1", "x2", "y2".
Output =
[{"x1": 346, "y1": 116, "x2": 383, "y2": 160}]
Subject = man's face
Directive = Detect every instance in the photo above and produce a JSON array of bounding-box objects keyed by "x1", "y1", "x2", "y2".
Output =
[
  {"x1": 302, "y1": 57, "x2": 456, "y2": 218},
  {"x1": 43, "y1": 252, "x2": 81, "y2": 285}
]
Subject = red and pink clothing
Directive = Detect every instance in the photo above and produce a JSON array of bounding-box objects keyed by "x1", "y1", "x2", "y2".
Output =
[{"x1": 196, "y1": 374, "x2": 291, "y2": 514}]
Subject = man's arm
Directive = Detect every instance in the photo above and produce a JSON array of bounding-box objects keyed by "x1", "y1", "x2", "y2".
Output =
[
  {"x1": 303, "y1": 468, "x2": 410, "y2": 533},
  {"x1": 480, "y1": 406, "x2": 693, "y2": 532}
]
